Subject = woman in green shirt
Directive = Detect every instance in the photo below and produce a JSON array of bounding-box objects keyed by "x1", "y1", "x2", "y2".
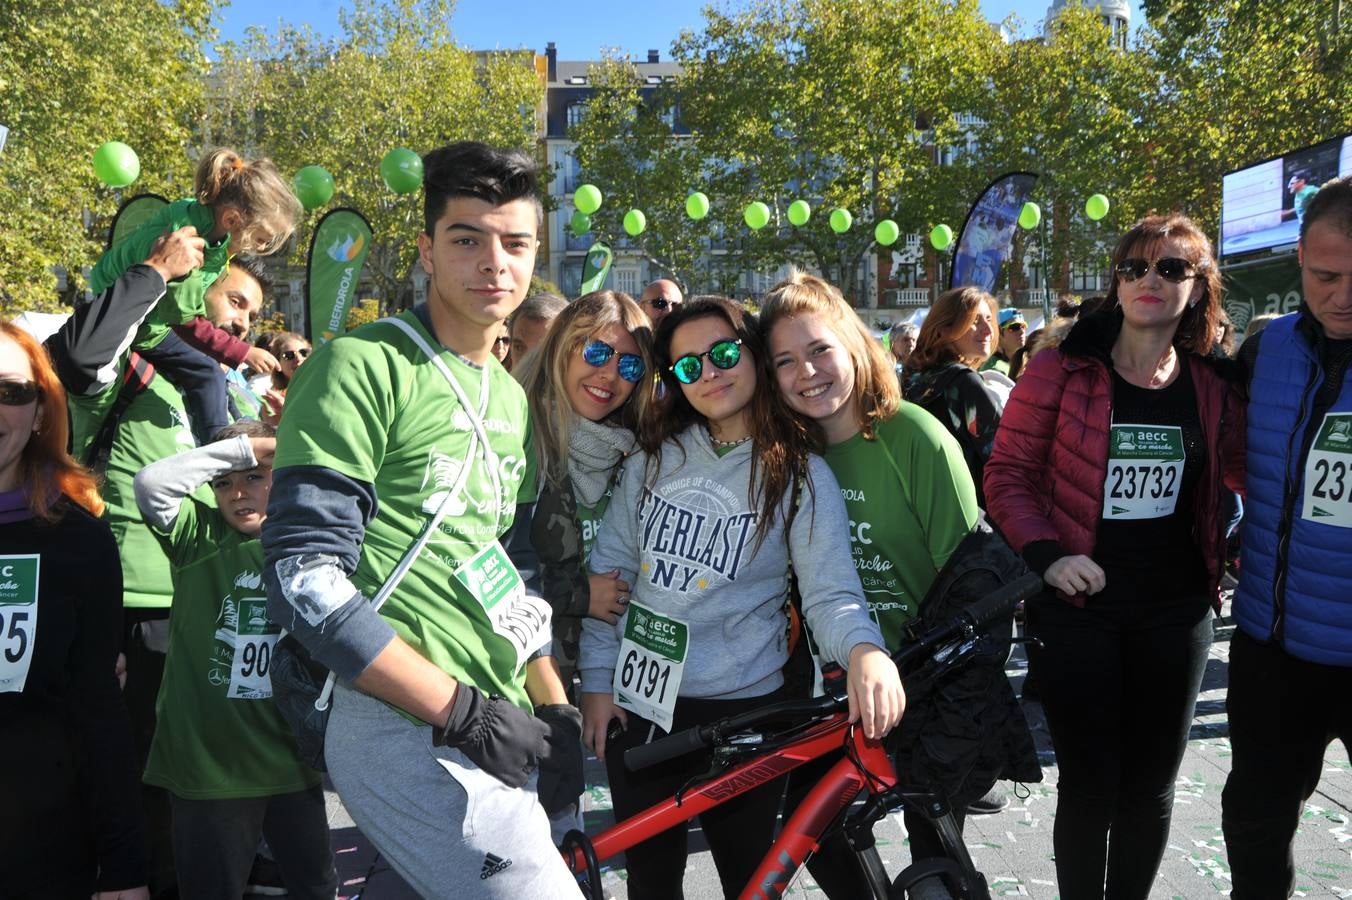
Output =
[{"x1": 762, "y1": 270, "x2": 980, "y2": 898}]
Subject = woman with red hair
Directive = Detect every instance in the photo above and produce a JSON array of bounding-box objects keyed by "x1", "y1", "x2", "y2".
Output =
[{"x1": 0, "y1": 321, "x2": 148, "y2": 899}]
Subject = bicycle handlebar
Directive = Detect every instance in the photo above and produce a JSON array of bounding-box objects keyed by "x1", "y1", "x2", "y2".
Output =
[{"x1": 624, "y1": 573, "x2": 1045, "y2": 772}]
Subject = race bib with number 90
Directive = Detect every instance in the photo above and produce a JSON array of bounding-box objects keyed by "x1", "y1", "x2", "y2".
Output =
[{"x1": 230, "y1": 597, "x2": 279, "y2": 700}]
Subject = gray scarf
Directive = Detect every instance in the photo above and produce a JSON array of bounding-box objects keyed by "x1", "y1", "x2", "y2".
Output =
[{"x1": 567, "y1": 417, "x2": 637, "y2": 506}]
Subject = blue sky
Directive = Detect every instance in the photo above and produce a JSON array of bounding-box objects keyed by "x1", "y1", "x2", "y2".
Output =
[{"x1": 213, "y1": 0, "x2": 1147, "y2": 55}]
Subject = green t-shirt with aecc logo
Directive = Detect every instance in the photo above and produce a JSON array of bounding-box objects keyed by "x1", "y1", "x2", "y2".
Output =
[
  {"x1": 822, "y1": 403, "x2": 979, "y2": 649},
  {"x1": 68, "y1": 367, "x2": 204, "y2": 609},
  {"x1": 274, "y1": 312, "x2": 540, "y2": 712},
  {"x1": 143, "y1": 496, "x2": 319, "y2": 799}
]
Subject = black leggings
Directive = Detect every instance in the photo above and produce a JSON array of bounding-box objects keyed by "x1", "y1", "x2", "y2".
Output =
[
  {"x1": 603, "y1": 690, "x2": 789, "y2": 899},
  {"x1": 1026, "y1": 592, "x2": 1212, "y2": 900}
]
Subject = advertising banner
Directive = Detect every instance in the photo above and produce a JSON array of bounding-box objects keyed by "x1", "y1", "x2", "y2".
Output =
[
  {"x1": 579, "y1": 242, "x2": 613, "y2": 295},
  {"x1": 306, "y1": 208, "x2": 373, "y2": 345},
  {"x1": 950, "y1": 172, "x2": 1039, "y2": 294},
  {"x1": 1221, "y1": 256, "x2": 1302, "y2": 335}
]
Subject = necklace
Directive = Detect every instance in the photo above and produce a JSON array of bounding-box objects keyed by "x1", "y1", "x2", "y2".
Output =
[{"x1": 707, "y1": 427, "x2": 752, "y2": 449}]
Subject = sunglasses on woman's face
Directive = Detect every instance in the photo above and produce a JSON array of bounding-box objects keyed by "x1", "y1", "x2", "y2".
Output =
[
  {"x1": 280, "y1": 347, "x2": 311, "y2": 363},
  {"x1": 582, "y1": 340, "x2": 646, "y2": 383},
  {"x1": 0, "y1": 380, "x2": 40, "y2": 406},
  {"x1": 669, "y1": 339, "x2": 743, "y2": 385},
  {"x1": 1114, "y1": 257, "x2": 1200, "y2": 284}
]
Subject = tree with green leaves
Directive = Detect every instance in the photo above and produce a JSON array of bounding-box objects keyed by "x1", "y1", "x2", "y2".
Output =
[
  {"x1": 206, "y1": 0, "x2": 543, "y2": 310},
  {"x1": 1136, "y1": 0, "x2": 1350, "y2": 237},
  {"x1": 971, "y1": 5, "x2": 1153, "y2": 291},
  {"x1": 669, "y1": 0, "x2": 1002, "y2": 303},
  {"x1": 567, "y1": 57, "x2": 717, "y2": 292},
  {"x1": 0, "y1": 0, "x2": 213, "y2": 311}
]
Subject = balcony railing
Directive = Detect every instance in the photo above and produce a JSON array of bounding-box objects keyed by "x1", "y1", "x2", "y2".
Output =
[{"x1": 880, "y1": 289, "x2": 931, "y2": 308}]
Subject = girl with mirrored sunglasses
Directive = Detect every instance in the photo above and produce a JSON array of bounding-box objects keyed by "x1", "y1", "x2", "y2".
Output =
[
  {"x1": 578, "y1": 296, "x2": 903, "y2": 898},
  {"x1": 985, "y1": 213, "x2": 1245, "y2": 899},
  {"x1": 514, "y1": 290, "x2": 656, "y2": 697}
]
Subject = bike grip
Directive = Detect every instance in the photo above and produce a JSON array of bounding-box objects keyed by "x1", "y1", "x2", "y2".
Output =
[
  {"x1": 964, "y1": 573, "x2": 1045, "y2": 629},
  {"x1": 624, "y1": 725, "x2": 711, "y2": 772}
]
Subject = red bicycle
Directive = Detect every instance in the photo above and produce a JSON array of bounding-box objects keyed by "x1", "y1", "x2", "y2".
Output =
[{"x1": 561, "y1": 573, "x2": 1044, "y2": 900}]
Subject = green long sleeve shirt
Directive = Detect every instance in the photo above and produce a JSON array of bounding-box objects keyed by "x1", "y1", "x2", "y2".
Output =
[{"x1": 88, "y1": 199, "x2": 231, "y2": 349}]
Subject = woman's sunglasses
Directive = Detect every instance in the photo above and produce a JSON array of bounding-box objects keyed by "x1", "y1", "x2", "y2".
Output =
[
  {"x1": 0, "y1": 380, "x2": 40, "y2": 406},
  {"x1": 280, "y1": 347, "x2": 311, "y2": 363},
  {"x1": 582, "y1": 340, "x2": 646, "y2": 383},
  {"x1": 1114, "y1": 257, "x2": 1201, "y2": 284},
  {"x1": 669, "y1": 339, "x2": 743, "y2": 385}
]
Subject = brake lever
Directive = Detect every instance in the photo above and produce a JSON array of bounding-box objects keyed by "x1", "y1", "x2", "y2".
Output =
[{"x1": 1010, "y1": 636, "x2": 1044, "y2": 649}]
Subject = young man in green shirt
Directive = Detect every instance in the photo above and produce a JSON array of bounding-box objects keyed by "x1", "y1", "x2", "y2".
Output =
[
  {"x1": 262, "y1": 142, "x2": 582, "y2": 898},
  {"x1": 134, "y1": 421, "x2": 336, "y2": 900}
]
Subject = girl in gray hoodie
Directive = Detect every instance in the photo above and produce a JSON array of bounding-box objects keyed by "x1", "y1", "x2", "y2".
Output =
[{"x1": 579, "y1": 297, "x2": 903, "y2": 899}]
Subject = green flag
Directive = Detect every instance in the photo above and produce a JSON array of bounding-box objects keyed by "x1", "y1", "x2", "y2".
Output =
[
  {"x1": 579, "y1": 242, "x2": 613, "y2": 295},
  {"x1": 108, "y1": 194, "x2": 170, "y2": 249},
  {"x1": 306, "y1": 208, "x2": 373, "y2": 345}
]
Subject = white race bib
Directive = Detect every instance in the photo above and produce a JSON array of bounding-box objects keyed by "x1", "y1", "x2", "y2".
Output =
[
  {"x1": 1103, "y1": 425, "x2": 1184, "y2": 520},
  {"x1": 455, "y1": 542, "x2": 551, "y2": 674},
  {"x1": 613, "y1": 602, "x2": 689, "y2": 731},
  {"x1": 1303, "y1": 413, "x2": 1352, "y2": 528},
  {"x1": 229, "y1": 597, "x2": 279, "y2": 700},
  {"x1": 0, "y1": 554, "x2": 39, "y2": 693}
]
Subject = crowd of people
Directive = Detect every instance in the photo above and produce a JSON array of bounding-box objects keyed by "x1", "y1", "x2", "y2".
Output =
[{"x1": 3, "y1": 138, "x2": 1350, "y2": 900}]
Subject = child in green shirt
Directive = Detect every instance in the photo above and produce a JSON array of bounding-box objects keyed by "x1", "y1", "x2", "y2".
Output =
[
  {"x1": 90, "y1": 148, "x2": 301, "y2": 443},
  {"x1": 133, "y1": 421, "x2": 336, "y2": 900}
]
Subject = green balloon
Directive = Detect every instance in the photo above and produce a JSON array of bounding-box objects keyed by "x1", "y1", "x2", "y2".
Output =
[
  {"x1": 1018, "y1": 201, "x2": 1042, "y2": 230},
  {"x1": 874, "y1": 219, "x2": 900, "y2": 246},
  {"x1": 787, "y1": 199, "x2": 811, "y2": 226},
  {"x1": 293, "y1": 165, "x2": 335, "y2": 211},
  {"x1": 93, "y1": 141, "x2": 140, "y2": 188},
  {"x1": 623, "y1": 208, "x2": 647, "y2": 237},
  {"x1": 744, "y1": 201, "x2": 771, "y2": 231},
  {"x1": 574, "y1": 183, "x2": 603, "y2": 215},
  {"x1": 1085, "y1": 193, "x2": 1110, "y2": 221},
  {"x1": 685, "y1": 191, "x2": 710, "y2": 220},
  {"x1": 380, "y1": 148, "x2": 423, "y2": 195},
  {"x1": 570, "y1": 210, "x2": 591, "y2": 237},
  {"x1": 829, "y1": 208, "x2": 853, "y2": 234},
  {"x1": 930, "y1": 223, "x2": 954, "y2": 251}
]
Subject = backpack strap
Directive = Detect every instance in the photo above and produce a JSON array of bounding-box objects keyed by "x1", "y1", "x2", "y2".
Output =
[{"x1": 84, "y1": 351, "x2": 156, "y2": 473}]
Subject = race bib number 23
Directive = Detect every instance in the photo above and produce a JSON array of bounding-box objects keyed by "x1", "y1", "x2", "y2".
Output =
[
  {"x1": 0, "y1": 554, "x2": 40, "y2": 694},
  {"x1": 1304, "y1": 413, "x2": 1352, "y2": 528}
]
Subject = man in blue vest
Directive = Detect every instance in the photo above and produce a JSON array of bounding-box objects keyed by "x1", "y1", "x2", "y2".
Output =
[{"x1": 1223, "y1": 176, "x2": 1352, "y2": 898}]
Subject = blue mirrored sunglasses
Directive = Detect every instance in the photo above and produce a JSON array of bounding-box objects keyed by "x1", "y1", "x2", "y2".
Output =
[{"x1": 582, "y1": 340, "x2": 646, "y2": 383}]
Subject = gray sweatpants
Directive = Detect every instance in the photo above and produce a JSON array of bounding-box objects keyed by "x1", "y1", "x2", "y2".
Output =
[{"x1": 325, "y1": 682, "x2": 582, "y2": 899}]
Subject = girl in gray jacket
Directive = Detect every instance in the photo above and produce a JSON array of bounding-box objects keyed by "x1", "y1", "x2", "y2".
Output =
[{"x1": 579, "y1": 296, "x2": 903, "y2": 899}]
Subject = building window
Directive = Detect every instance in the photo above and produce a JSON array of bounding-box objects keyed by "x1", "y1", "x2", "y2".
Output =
[
  {"x1": 566, "y1": 101, "x2": 588, "y2": 129},
  {"x1": 562, "y1": 260, "x2": 585, "y2": 298},
  {"x1": 1071, "y1": 267, "x2": 1106, "y2": 292},
  {"x1": 613, "y1": 267, "x2": 640, "y2": 297}
]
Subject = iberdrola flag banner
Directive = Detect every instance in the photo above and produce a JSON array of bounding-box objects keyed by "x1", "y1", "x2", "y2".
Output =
[
  {"x1": 306, "y1": 208, "x2": 373, "y2": 345},
  {"x1": 108, "y1": 194, "x2": 170, "y2": 249},
  {"x1": 579, "y1": 242, "x2": 613, "y2": 295}
]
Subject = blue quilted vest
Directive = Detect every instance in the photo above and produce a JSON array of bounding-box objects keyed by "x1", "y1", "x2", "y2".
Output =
[{"x1": 1234, "y1": 313, "x2": 1352, "y2": 666}]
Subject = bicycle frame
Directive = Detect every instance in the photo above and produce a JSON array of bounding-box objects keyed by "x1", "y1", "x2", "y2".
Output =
[{"x1": 563, "y1": 709, "x2": 894, "y2": 900}]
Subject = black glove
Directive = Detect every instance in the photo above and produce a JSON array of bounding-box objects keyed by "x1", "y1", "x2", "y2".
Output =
[
  {"x1": 433, "y1": 683, "x2": 547, "y2": 789},
  {"x1": 534, "y1": 704, "x2": 585, "y2": 816}
]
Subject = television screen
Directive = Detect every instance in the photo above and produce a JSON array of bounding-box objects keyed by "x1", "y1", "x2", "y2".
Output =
[{"x1": 1221, "y1": 134, "x2": 1352, "y2": 257}]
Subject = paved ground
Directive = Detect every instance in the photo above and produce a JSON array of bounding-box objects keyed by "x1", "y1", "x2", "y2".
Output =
[{"x1": 320, "y1": 603, "x2": 1352, "y2": 899}]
